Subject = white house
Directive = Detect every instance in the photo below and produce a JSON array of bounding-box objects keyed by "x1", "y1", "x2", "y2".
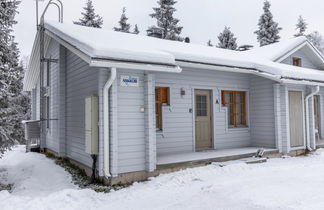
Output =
[{"x1": 24, "y1": 20, "x2": 324, "y2": 184}]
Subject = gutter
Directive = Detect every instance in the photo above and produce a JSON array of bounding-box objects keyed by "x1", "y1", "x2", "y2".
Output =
[
  {"x1": 103, "y1": 67, "x2": 117, "y2": 178},
  {"x1": 305, "y1": 85, "x2": 320, "y2": 151}
]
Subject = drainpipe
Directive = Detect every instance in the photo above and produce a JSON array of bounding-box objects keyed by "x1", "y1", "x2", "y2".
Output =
[
  {"x1": 305, "y1": 85, "x2": 320, "y2": 151},
  {"x1": 103, "y1": 67, "x2": 117, "y2": 178}
]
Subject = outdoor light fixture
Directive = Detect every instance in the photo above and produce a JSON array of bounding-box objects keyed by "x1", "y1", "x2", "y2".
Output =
[{"x1": 180, "y1": 88, "x2": 186, "y2": 96}]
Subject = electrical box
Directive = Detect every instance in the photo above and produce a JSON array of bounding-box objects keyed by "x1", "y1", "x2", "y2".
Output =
[{"x1": 85, "y1": 96, "x2": 99, "y2": 155}]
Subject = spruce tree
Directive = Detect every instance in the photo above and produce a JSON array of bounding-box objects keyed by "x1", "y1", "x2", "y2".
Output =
[
  {"x1": 114, "y1": 7, "x2": 131, "y2": 33},
  {"x1": 74, "y1": 0, "x2": 103, "y2": 28},
  {"x1": 133, "y1": 24, "x2": 140, "y2": 34},
  {"x1": 307, "y1": 31, "x2": 324, "y2": 53},
  {"x1": 294, "y1": 16, "x2": 307, "y2": 37},
  {"x1": 147, "y1": 0, "x2": 183, "y2": 41},
  {"x1": 217, "y1": 27, "x2": 238, "y2": 50},
  {"x1": 0, "y1": 0, "x2": 30, "y2": 155},
  {"x1": 255, "y1": 0, "x2": 282, "y2": 46}
]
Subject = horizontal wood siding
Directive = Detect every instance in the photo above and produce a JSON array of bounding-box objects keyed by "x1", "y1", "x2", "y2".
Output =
[
  {"x1": 117, "y1": 70, "x2": 146, "y2": 173},
  {"x1": 250, "y1": 75, "x2": 276, "y2": 148},
  {"x1": 155, "y1": 68, "x2": 252, "y2": 155},
  {"x1": 66, "y1": 50, "x2": 99, "y2": 167}
]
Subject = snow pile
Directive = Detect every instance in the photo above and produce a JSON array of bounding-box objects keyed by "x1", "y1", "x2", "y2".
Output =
[
  {"x1": 3, "y1": 147, "x2": 324, "y2": 209},
  {"x1": 0, "y1": 146, "x2": 76, "y2": 197}
]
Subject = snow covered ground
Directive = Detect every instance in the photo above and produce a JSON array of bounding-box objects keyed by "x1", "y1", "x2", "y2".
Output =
[{"x1": 2, "y1": 146, "x2": 324, "y2": 210}]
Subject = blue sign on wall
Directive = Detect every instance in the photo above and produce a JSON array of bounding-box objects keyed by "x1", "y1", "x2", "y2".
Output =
[{"x1": 120, "y1": 75, "x2": 139, "y2": 87}]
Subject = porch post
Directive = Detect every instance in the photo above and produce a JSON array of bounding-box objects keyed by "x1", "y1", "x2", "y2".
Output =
[
  {"x1": 280, "y1": 85, "x2": 290, "y2": 154},
  {"x1": 144, "y1": 73, "x2": 156, "y2": 172},
  {"x1": 273, "y1": 84, "x2": 282, "y2": 153},
  {"x1": 306, "y1": 87, "x2": 316, "y2": 149}
]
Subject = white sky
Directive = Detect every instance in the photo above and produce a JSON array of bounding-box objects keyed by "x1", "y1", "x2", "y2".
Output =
[{"x1": 14, "y1": 0, "x2": 324, "y2": 58}]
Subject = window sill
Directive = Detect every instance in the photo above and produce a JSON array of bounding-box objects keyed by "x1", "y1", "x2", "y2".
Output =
[{"x1": 227, "y1": 126, "x2": 249, "y2": 132}]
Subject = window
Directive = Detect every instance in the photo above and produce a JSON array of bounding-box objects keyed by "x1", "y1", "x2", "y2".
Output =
[
  {"x1": 292, "y1": 57, "x2": 302, "y2": 67},
  {"x1": 221, "y1": 91, "x2": 247, "y2": 127},
  {"x1": 196, "y1": 95, "x2": 207, "y2": 116},
  {"x1": 155, "y1": 87, "x2": 169, "y2": 130}
]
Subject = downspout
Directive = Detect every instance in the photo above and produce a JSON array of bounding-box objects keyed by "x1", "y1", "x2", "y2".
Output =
[
  {"x1": 103, "y1": 67, "x2": 117, "y2": 178},
  {"x1": 305, "y1": 85, "x2": 320, "y2": 151}
]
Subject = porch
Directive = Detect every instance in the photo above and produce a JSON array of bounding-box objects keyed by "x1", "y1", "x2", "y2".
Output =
[{"x1": 157, "y1": 147, "x2": 279, "y2": 168}]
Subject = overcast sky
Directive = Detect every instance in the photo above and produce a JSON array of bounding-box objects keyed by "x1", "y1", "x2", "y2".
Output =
[{"x1": 14, "y1": 0, "x2": 324, "y2": 58}]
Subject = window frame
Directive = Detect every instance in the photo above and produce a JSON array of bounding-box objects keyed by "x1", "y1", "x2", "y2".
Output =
[
  {"x1": 292, "y1": 57, "x2": 302, "y2": 67},
  {"x1": 221, "y1": 90, "x2": 247, "y2": 128},
  {"x1": 155, "y1": 86, "x2": 170, "y2": 131}
]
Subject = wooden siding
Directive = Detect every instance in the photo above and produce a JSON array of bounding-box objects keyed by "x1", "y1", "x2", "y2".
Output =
[
  {"x1": 65, "y1": 49, "x2": 99, "y2": 167},
  {"x1": 154, "y1": 68, "x2": 253, "y2": 155},
  {"x1": 117, "y1": 69, "x2": 146, "y2": 173},
  {"x1": 250, "y1": 76, "x2": 276, "y2": 148},
  {"x1": 45, "y1": 40, "x2": 60, "y2": 152}
]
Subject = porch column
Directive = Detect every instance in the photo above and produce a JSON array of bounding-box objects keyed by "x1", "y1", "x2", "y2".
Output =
[
  {"x1": 280, "y1": 85, "x2": 290, "y2": 154},
  {"x1": 144, "y1": 73, "x2": 156, "y2": 172},
  {"x1": 58, "y1": 46, "x2": 66, "y2": 157},
  {"x1": 306, "y1": 87, "x2": 316, "y2": 149},
  {"x1": 273, "y1": 84, "x2": 282, "y2": 153}
]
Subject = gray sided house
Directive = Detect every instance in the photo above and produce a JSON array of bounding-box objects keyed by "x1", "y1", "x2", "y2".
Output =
[{"x1": 24, "y1": 20, "x2": 324, "y2": 184}]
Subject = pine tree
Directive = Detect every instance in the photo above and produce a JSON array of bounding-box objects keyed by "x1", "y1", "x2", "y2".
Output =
[
  {"x1": 217, "y1": 27, "x2": 238, "y2": 50},
  {"x1": 73, "y1": 0, "x2": 103, "y2": 28},
  {"x1": 307, "y1": 31, "x2": 324, "y2": 53},
  {"x1": 207, "y1": 40, "x2": 213, "y2": 47},
  {"x1": 114, "y1": 7, "x2": 131, "y2": 33},
  {"x1": 133, "y1": 24, "x2": 140, "y2": 34},
  {"x1": 147, "y1": 0, "x2": 183, "y2": 41},
  {"x1": 255, "y1": 1, "x2": 282, "y2": 46},
  {"x1": 294, "y1": 16, "x2": 307, "y2": 37},
  {"x1": 0, "y1": 0, "x2": 30, "y2": 155}
]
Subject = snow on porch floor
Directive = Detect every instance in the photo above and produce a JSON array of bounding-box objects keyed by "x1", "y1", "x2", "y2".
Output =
[
  {"x1": 157, "y1": 147, "x2": 278, "y2": 165},
  {"x1": 4, "y1": 146, "x2": 324, "y2": 209}
]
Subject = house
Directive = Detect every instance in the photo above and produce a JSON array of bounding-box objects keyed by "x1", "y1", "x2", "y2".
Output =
[{"x1": 24, "y1": 20, "x2": 324, "y2": 184}]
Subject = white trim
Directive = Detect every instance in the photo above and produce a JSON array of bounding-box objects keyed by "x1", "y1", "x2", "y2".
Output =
[
  {"x1": 287, "y1": 88, "x2": 307, "y2": 151},
  {"x1": 45, "y1": 30, "x2": 91, "y2": 64},
  {"x1": 90, "y1": 59, "x2": 182, "y2": 73},
  {"x1": 276, "y1": 41, "x2": 324, "y2": 66},
  {"x1": 273, "y1": 84, "x2": 282, "y2": 152},
  {"x1": 276, "y1": 42, "x2": 308, "y2": 63},
  {"x1": 219, "y1": 88, "x2": 250, "y2": 132},
  {"x1": 192, "y1": 88, "x2": 214, "y2": 151}
]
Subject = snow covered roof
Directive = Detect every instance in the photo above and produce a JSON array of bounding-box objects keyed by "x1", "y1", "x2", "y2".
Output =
[{"x1": 23, "y1": 20, "x2": 324, "y2": 91}]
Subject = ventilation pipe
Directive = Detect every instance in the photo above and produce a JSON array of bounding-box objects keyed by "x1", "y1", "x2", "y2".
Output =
[
  {"x1": 103, "y1": 68, "x2": 117, "y2": 178},
  {"x1": 305, "y1": 85, "x2": 320, "y2": 151}
]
